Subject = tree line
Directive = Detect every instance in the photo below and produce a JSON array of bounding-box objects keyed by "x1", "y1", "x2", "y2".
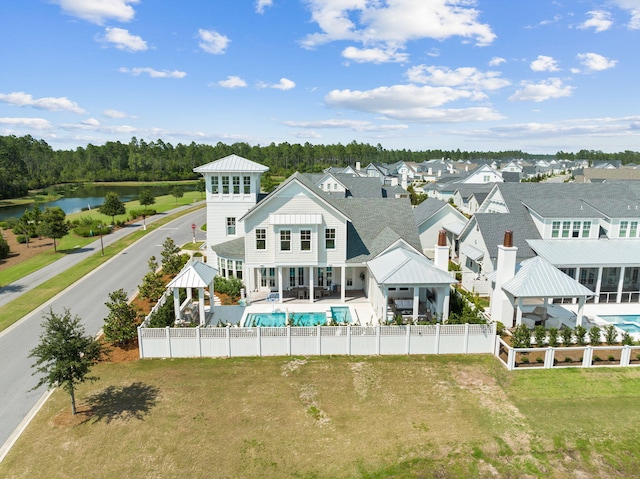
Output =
[{"x1": 3, "y1": 134, "x2": 640, "y2": 200}]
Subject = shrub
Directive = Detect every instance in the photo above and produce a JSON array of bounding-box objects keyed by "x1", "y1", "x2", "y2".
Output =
[
  {"x1": 128, "y1": 208, "x2": 156, "y2": 220},
  {"x1": 608, "y1": 354, "x2": 615, "y2": 362},
  {"x1": 588, "y1": 326, "x2": 601, "y2": 345},
  {"x1": 533, "y1": 325, "x2": 546, "y2": 347},
  {"x1": 594, "y1": 355, "x2": 602, "y2": 362},
  {"x1": 511, "y1": 324, "x2": 531, "y2": 348},
  {"x1": 621, "y1": 332, "x2": 634, "y2": 346},
  {"x1": 148, "y1": 296, "x2": 175, "y2": 328},
  {"x1": 536, "y1": 356, "x2": 544, "y2": 364},
  {"x1": 564, "y1": 356, "x2": 573, "y2": 363},
  {"x1": 139, "y1": 256, "x2": 165, "y2": 302},
  {"x1": 0, "y1": 236, "x2": 9, "y2": 259},
  {"x1": 520, "y1": 355, "x2": 530, "y2": 364},
  {"x1": 547, "y1": 327, "x2": 559, "y2": 347},
  {"x1": 71, "y1": 217, "x2": 110, "y2": 238},
  {"x1": 604, "y1": 324, "x2": 618, "y2": 345},
  {"x1": 495, "y1": 321, "x2": 505, "y2": 337},
  {"x1": 574, "y1": 325, "x2": 588, "y2": 346},
  {"x1": 16, "y1": 235, "x2": 28, "y2": 244},
  {"x1": 560, "y1": 326, "x2": 573, "y2": 346},
  {"x1": 214, "y1": 275, "x2": 244, "y2": 301}
]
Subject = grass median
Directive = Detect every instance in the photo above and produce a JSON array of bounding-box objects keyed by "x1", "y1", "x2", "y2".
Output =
[
  {"x1": 0, "y1": 202, "x2": 204, "y2": 333},
  {"x1": 2, "y1": 355, "x2": 640, "y2": 478}
]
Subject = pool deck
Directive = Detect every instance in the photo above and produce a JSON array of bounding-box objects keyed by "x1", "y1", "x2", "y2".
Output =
[{"x1": 239, "y1": 301, "x2": 378, "y2": 327}]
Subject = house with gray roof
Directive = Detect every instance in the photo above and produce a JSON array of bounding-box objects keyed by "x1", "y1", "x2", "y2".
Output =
[{"x1": 413, "y1": 198, "x2": 468, "y2": 259}]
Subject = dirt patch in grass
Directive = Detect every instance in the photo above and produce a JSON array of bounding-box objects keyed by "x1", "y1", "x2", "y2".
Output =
[{"x1": 0, "y1": 229, "x2": 54, "y2": 271}]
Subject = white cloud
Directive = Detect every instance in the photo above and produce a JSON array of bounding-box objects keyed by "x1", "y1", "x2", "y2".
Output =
[
  {"x1": 325, "y1": 84, "x2": 503, "y2": 122},
  {"x1": 103, "y1": 109, "x2": 134, "y2": 119},
  {"x1": 611, "y1": 1, "x2": 640, "y2": 29},
  {"x1": 406, "y1": 65, "x2": 510, "y2": 91},
  {"x1": 0, "y1": 117, "x2": 52, "y2": 129},
  {"x1": 81, "y1": 118, "x2": 100, "y2": 126},
  {"x1": 579, "y1": 10, "x2": 613, "y2": 32},
  {"x1": 342, "y1": 46, "x2": 408, "y2": 64},
  {"x1": 100, "y1": 27, "x2": 147, "y2": 52},
  {"x1": 217, "y1": 76, "x2": 248, "y2": 88},
  {"x1": 301, "y1": 0, "x2": 496, "y2": 57},
  {"x1": 52, "y1": 0, "x2": 139, "y2": 25},
  {"x1": 119, "y1": 67, "x2": 187, "y2": 78},
  {"x1": 0, "y1": 91, "x2": 85, "y2": 113},
  {"x1": 255, "y1": 0, "x2": 273, "y2": 14},
  {"x1": 198, "y1": 29, "x2": 230, "y2": 54},
  {"x1": 509, "y1": 78, "x2": 574, "y2": 102},
  {"x1": 258, "y1": 78, "x2": 296, "y2": 90},
  {"x1": 530, "y1": 55, "x2": 559, "y2": 72},
  {"x1": 577, "y1": 52, "x2": 618, "y2": 71},
  {"x1": 489, "y1": 56, "x2": 506, "y2": 66},
  {"x1": 283, "y1": 119, "x2": 408, "y2": 132}
]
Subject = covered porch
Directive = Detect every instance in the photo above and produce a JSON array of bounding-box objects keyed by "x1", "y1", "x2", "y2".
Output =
[{"x1": 166, "y1": 259, "x2": 218, "y2": 326}]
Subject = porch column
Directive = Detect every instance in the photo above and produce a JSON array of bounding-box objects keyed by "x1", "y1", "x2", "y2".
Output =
[
  {"x1": 412, "y1": 286, "x2": 419, "y2": 321},
  {"x1": 173, "y1": 288, "x2": 181, "y2": 321},
  {"x1": 573, "y1": 268, "x2": 581, "y2": 304},
  {"x1": 442, "y1": 287, "x2": 450, "y2": 322},
  {"x1": 198, "y1": 286, "x2": 205, "y2": 326},
  {"x1": 341, "y1": 266, "x2": 346, "y2": 302},
  {"x1": 383, "y1": 288, "x2": 389, "y2": 323},
  {"x1": 278, "y1": 266, "x2": 283, "y2": 303},
  {"x1": 576, "y1": 297, "x2": 586, "y2": 327},
  {"x1": 594, "y1": 267, "x2": 603, "y2": 303},
  {"x1": 515, "y1": 297, "x2": 523, "y2": 326},
  {"x1": 309, "y1": 266, "x2": 314, "y2": 303},
  {"x1": 617, "y1": 266, "x2": 625, "y2": 303}
]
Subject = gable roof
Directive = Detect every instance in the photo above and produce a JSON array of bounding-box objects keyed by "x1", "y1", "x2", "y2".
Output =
[
  {"x1": 467, "y1": 213, "x2": 539, "y2": 261},
  {"x1": 167, "y1": 259, "x2": 218, "y2": 289},
  {"x1": 193, "y1": 154, "x2": 269, "y2": 173},
  {"x1": 413, "y1": 198, "x2": 448, "y2": 226}
]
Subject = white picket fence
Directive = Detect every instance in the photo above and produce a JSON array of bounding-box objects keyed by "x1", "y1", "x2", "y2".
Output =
[{"x1": 138, "y1": 323, "x2": 497, "y2": 358}]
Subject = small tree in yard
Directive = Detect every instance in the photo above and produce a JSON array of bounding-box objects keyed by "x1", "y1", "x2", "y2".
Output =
[
  {"x1": 139, "y1": 256, "x2": 165, "y2": 302},
  {"x1": 139, "y1": 189, "x2": 156, "y2": 212},
  {"x1": 29, "y1": 308, "x2": 104, "y2": 415},
  {"x1": 39, "y1": 206, "x2": 69, "y2": 252},
  {"x1": 103, "y1": 289, "x2": 138, "y2": 346},
  {"x1": 171, "y1": 186, "x2": 184, "y2": 204},
  {"x1": 161, "y1": 237, "x2": 187, "y2": 276},
  {"x1": 99, "y1": 191, "x2": 126, "y2": 224}
]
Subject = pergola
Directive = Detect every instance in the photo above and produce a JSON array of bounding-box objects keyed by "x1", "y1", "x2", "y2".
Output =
[
  {"x1": 501, "y1": 256, "x2": 594, "y2": 328},
  {"x1": 166, "y1": 260, "x2": 218, "y2": 326}
]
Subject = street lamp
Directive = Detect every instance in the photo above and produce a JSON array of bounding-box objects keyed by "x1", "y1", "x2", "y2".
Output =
[{"x1": 191, "y1": 223, "x2": 196, "y2": 244}]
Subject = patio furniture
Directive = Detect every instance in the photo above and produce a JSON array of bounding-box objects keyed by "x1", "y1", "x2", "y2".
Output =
[{"x1": 297, "y1": 289, "x2": 305, "y2": 300}]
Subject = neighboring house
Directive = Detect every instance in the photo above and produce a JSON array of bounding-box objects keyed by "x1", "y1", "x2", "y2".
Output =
[
  {"x1": 452, "y1": 184, "x2": 494, "y2": 216},
  {"x1": 457, "y1": 181, "x2": 640, "y2": 304},
  {"x1": 413, "y1": 198, "x2": 468, "y2": 259},
  {"x1": 195, "y1": 155, "x2": 455, "y2": 322},
  {"x1": 460, "y1": 164, "x2": 503, "y2": 184}
]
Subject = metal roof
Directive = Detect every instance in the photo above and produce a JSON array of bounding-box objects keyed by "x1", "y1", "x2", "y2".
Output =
[
  {"x1": 527, "y1": 239, "x2": 640, "y2": 266},
  {"x1": 460, "y1": 244, "x2": 484, "y2": 261},
  {"x1": 368, "y1": 245, "x2": 456, "y2": 286},
  {"x1": 443, "y1": 220, "x2": 466, "y2": 236},
  {"x1": 167, "y1": 260, "x2": 218, "y2": 289},
  {"x1": 193, "y1": 154, "x2": 269, "y2": 173},
  {"x1": 269, "y1": 213, "x2": 323, "y2": 225},
  {"x1": 501, "y1": 256, "x2": 594, "y2": 298}
]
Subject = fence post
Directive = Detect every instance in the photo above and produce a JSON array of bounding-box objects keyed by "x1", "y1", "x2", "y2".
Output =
[
  {"x1": 287, "y1": 325, "x2": 291, "y2": 356},
  {"x1": 406, "y1": 324, "x2": 411, "y2": 354},
  {"x1": 464, "y1": 323, "x2": 470, "y2": 354},
  {"x1": 317, "y1": 325, "x2": 322, "y2": 356},
  {"x1": 621, "y1": 345, "x2": 631, "y2": 366},
  {"x1": 257, "y1": 326, "x2": 262, "y2": 357},
  {"x1": 507, "y1": 347, "x2": 515, "y2": 371},
  {"x1": 435, "y1": 323, "x2": 441, "y2": 354},
  {"x1": 196, "y1": 326, "x2": 202, "y2": 357},
  {"x1": 226, "y1": 324, "x2": 231, "y2": 358},
  {"x1": 347, "y1": 325, "x2": 352, "y2": 355},
  {"x1": 544, "y1": 347, "x2": 554, "y2": 368},
  {"x1": 166, "y1": 327, "x2": 172, "y2": 358},
  {"x1": 137, "y1": 326, "x2": 143, "y2": 358},
  {"x1": 376, "y1": 325, "x2": 381, "y2": 355},
  {"x1": 582, "y1": 346, "x2": 592, "y2": 368}
]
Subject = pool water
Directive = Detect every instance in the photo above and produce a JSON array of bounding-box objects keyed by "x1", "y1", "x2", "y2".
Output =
[
  {"x1": 245, "y1": 312, "x2": 327, "y2": 327},
  {"x1": 599, "y1": 315, "x2": 640, "y2": 334},
  {"x1": 330, "y1": 306, "x2": 353, "y2": 324}
]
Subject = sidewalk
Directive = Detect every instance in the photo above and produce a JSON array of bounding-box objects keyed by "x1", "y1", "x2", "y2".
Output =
[{"x1": 0, "y1": 201, "x2": 204, "y2": 309}]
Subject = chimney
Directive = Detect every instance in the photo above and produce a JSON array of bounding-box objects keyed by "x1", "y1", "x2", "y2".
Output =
[
  {"x1": 433, "y1": 230, "x2": 449, "y2": 272},
  {"x1": 490, "y1": 230, "x2": 517, "y2": 327},
  {"x1": 355, "y1": 161, "x2": 361, "y2": 171},
  {"x1": 401, "y1": 171, "x2": 408, "y2": 190}
]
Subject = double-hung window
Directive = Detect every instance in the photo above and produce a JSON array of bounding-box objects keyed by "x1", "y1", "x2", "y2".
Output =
[
  {"x1": 222, "y1": 176, "x2": 229, "y2": 194},
  {"x1": 256, "y1": 228, "x2": 266, "y2": 250},
  {"x1": 325, "y1": 228, "x2": 335, "y2": 249},
  {"x1": 280, "y1": 230, "x2": 291, "y2": 251},
  {"x1": 211, "y1": 176, "x2": 219, "y2": 194},
  {"x1": 561, "y1": 221, "x2": 570, "y2": 238},
  {"x1": 631, "y1": 222, "x2": 638, "y2": 238},
  {"x1": 232, "y1": 176, "x2": 240, "y2": 194},
  {"x1": 620, "y1": 221, "x2": 629, "y2": 238},
  {"x1": 551, "y1": 221, "x2": 560, "y2": 238},
  {"x1": 300, "y1": 229, "x2": 311, "y2": 251},
  {"x1": 582, "y1": 221, "x2": 591, "y2": 238},
  {"x1": 226, "y1": 217, "x2": 236, "y2": 235},
  {"x1": 243, "y1": 176, "x2": 251, "y2": 194}
]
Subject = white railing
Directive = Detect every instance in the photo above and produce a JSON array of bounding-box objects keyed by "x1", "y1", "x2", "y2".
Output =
[
  {"x1": 137, "y1": 323, "x2": 497, "y2": 359},
  {"x1": 495, "y1": 338, "x2": 640, "y2": 370}
]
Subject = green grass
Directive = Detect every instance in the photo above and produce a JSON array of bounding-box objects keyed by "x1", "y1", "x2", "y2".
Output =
[
  {"x1": 0, "y1": 203, "x2": 204, "y2": 333},
  {"x1": 3, "y1": 355, "x2": 640, "y2": 478}
]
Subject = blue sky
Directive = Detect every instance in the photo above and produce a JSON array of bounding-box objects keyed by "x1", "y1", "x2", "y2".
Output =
[{"x1": 1, "y1": 0, "x2": 639, "y2": 153}]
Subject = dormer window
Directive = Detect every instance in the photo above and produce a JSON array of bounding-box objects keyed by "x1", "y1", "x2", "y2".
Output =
[
  {"x1": 243, "y1": 176, "x2": 251, "y2": 194},
  {"x1": 233, "y1": 176, "x2": 240, "y2": 194},
  {"x1": 211, "y1": 176, "x2": 219, "y2": 194},
  {"x1": 222, "y1": 176, "x2": 229, "y2": 194}
]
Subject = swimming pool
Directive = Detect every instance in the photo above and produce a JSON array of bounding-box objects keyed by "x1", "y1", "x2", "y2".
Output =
[
  {"x1": 244, "y1": 311, "x2": 327, "y2": 327},
  {"x1": 330, "y1": 306, "x2": 353, "y2": 324},
  {"x1": 599, "y1": 315, "x2": 640, "y2": 334}
]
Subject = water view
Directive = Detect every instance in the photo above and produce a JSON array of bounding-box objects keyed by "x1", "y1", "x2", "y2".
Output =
[{"x1": 0, "y1": 183, "x2": 196, "y2": 221}]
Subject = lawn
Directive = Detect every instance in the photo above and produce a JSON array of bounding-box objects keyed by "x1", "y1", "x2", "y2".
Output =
[{"x1": 2, "y1": 355, "x2": 640, "y2": 478}]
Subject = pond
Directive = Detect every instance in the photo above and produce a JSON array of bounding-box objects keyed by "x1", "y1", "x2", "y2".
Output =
[{"x1": 0, "y1": 183, "x2": 196, "y2": 221}]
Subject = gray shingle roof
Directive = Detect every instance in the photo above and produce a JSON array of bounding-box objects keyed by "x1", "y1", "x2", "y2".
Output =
[
  {"x1": 211, "y1": 237, "x2": 246, "y2": 259},
  {"x1": 413, "y1": 198, "x2": 447, "y2": 226},
  {"x1": 472, "y1": 213, "x2": 540, "y2": 261}
]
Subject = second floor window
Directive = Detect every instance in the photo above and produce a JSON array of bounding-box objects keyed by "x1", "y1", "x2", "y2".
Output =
[
  {"x1": 243, "y1": 176, "x2": 251, "y2": 194},
  {"x1": 325, "y1": 228, "x2": 335, "y2": 249},
  {"x1": 222, "y1": 176, "x2": 229, "y2": 194},
  {"x1": 256, "y1": 228, "x2": 266, "y2": 250},
  {"x1": 631, "y1": 221, "x2": 638, "y2": 238},
  {"x1": 582, "y1": 221, "x2": 591, "y2": 238},
  {"x1": 233, "y1": 176, "x2": 240, "y2": 194},
  {"x1": 620, "y1": 221, "x2": 629, "y2": 238},
  {"x1": 226, "y1": 217, "x2": 236, "y2": 235},
  {"x1": 562, "y1": 221, "x2": 570, "y2": 238},
  {"x1": 551, "y1": 221, "x2": 560, "y2": 238},
  {"x1": 211, "y1": 176, "x2": 219, "y2": 194},
  {"x1": 301, "y1": 229, "x2": 311, "y2": 251},
  {"x1": 280, "y1": 230, "x2": 291, "y2": 251}
]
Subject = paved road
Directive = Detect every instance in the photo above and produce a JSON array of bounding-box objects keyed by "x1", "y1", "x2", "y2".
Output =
[{"x1": 0, "y1": 206, "x2": 206, "y2": 454}]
